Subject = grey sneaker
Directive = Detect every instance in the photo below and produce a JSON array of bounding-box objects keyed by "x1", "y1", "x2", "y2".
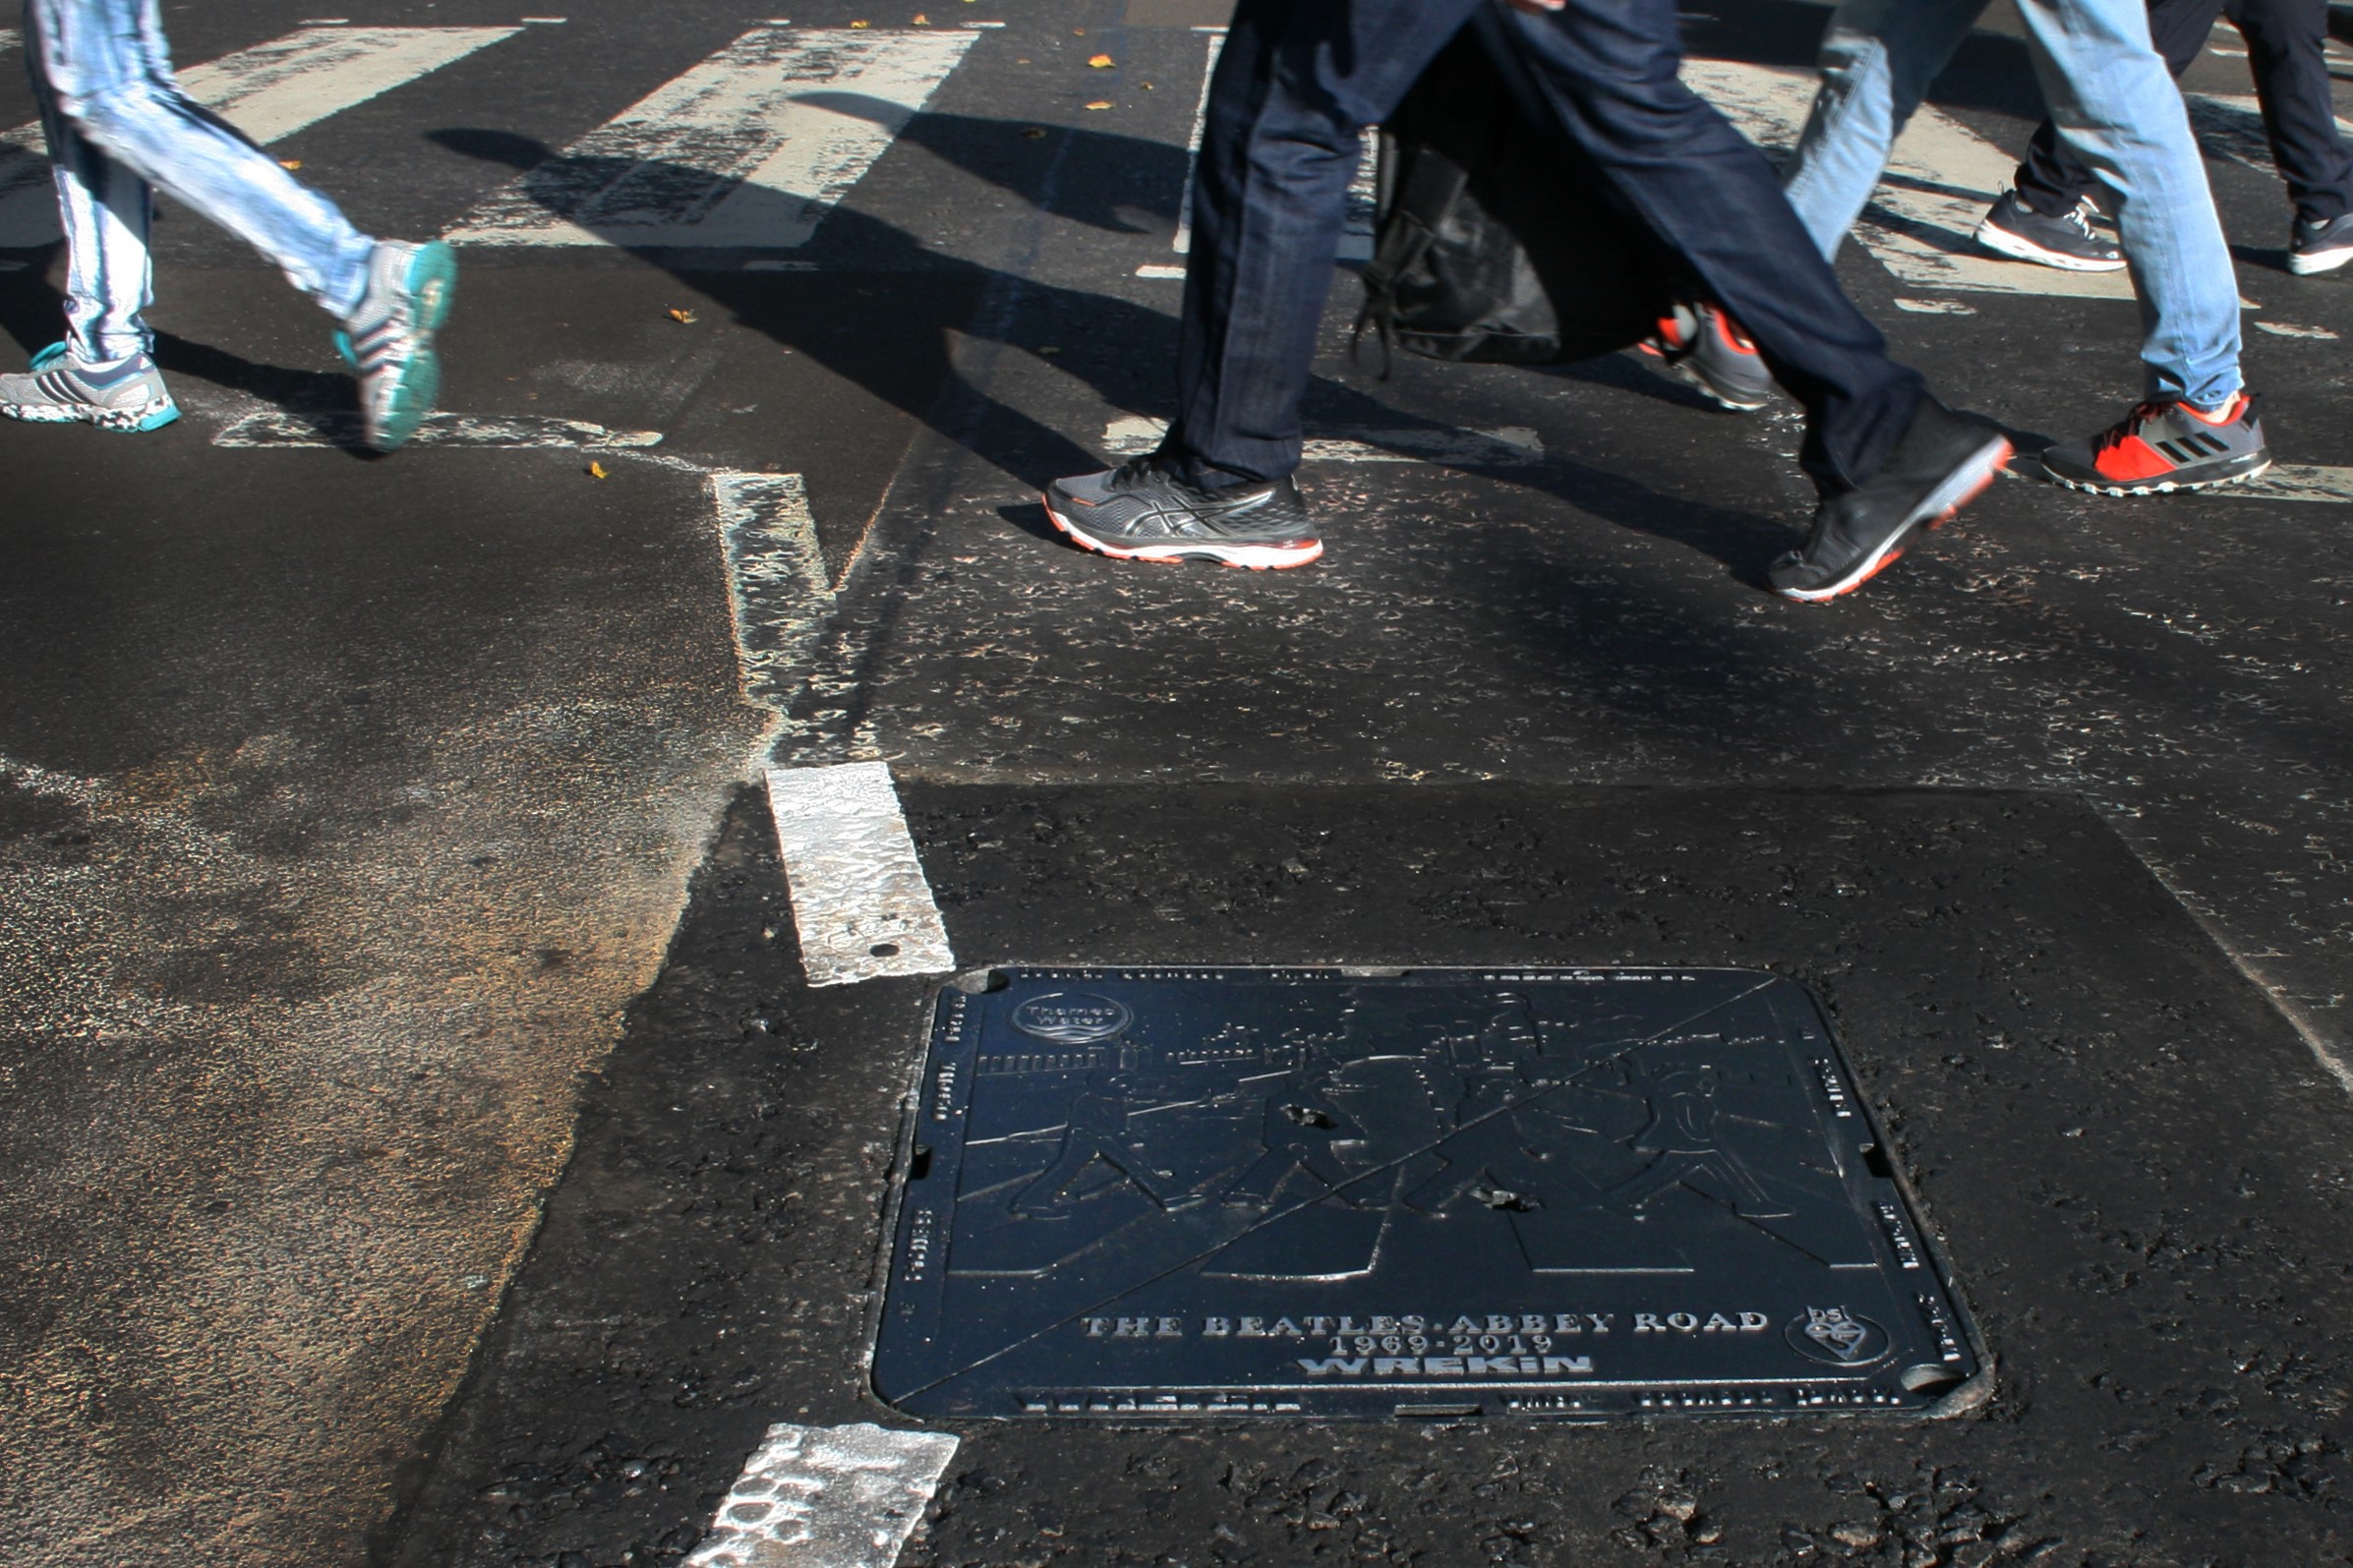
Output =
[
  {"x1": 2288, "y1": 211, "x2": 2353, "y2": 275},
  {"x1": 334, "y1": 239, "x2": 457, "y2": 452},
  {"x1": 1639, "y1": 302, "x2": 1774, "y2": 411},
  {"x1": 0, "y1": 343, "x2": 179, "y2": 432},
  {"x1": 1043, "y1": 457, "x2": 1322, "y2": 568},
  {"x1": 1974, "y1": 191, "x2": 2125, "y2": 272}
]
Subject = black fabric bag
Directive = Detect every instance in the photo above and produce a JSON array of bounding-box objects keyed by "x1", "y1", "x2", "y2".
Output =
[{"x1": 1356, "y1": 20, "x2": 1671, "y2": 368}]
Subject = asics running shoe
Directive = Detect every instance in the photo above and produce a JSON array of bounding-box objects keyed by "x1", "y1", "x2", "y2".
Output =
[
  {"x1": 1640, "y1": 301, "x2": 1773, "y2": 411},
  {"x1": 1043, "y1": 457, "x2": 1322, "y2": 568},
  {"x1": 334, "y1": 239, "x2": 457, "y2": 452},
  {"x1": 0, "y1": 343, "x2": 178, "y2": 433},
  {"x1": 1769, "y1": 396, "x2": 2011, "y2": 603},
  {"x1": 1974, "y1": 191, "x2": 2124, "y2": 272},
  {"x1": 2038, "y1": 393, "x2": 2270, "y2": 494}
]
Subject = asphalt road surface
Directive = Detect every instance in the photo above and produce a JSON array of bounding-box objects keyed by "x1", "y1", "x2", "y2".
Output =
[{"x1": 3, "y1": 1, "x2": 2352, "y2": 1565}]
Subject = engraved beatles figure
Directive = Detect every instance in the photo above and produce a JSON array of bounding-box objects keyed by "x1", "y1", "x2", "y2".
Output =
[
  {"x1": 1011, "y1": 1071, "x2": 1186, "y2": 1217},
  {"x1": 1606, "y1": 1064, "x2": 1787, "y2": 1217}
]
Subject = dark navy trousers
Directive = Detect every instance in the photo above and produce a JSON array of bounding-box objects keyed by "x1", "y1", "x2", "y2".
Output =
[
  {"x1": 1161, "y1": 0, "x2": 1926, "y2": 495},
  {"x1": 2014, "y1": 0, "x2": 2353, "y2": 225}
]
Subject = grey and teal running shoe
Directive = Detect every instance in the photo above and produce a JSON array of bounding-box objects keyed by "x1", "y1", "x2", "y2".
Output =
[
  {"x1": 0, "y1": 343, "x2": 179, "y2": 433},
  {"x1": 1044, "y1": 457, "x2": 1323, "y2": 568},
  {"x1": 334, "y1": 239, "x2": 457, "y2": 452}
]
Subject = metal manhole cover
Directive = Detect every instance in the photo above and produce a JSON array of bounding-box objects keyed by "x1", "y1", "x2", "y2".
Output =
[{"x1": 872, "y1": 967, "x2": 1980, "y2": 1420}]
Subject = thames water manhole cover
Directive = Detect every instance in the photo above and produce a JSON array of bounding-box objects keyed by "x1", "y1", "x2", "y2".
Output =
[{"x1": 872, "y1": 967, "x2": 1980, "y2": 1419}]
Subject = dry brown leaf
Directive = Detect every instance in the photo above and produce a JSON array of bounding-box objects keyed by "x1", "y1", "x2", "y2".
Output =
[
  {"x1": 1085, "y1": 99, "x2": 1112, "y2": 110},
  {"x1": 1088, "y1": 52, "x2": 1113, "y2": 67},
  {"x1": 668, "y1": 308, "x2": 698, "y2": 324},
  {"x1": 851, "y1": 18, "x2": 870, "y2": 26},
  {"x1": 278, "y1": 159, "x2": 302, "y2": 170},
  {"x1": 912, "y1": 12, "x2": 929, "y2": 21},
  {"x1": 589, "y1": 461, "x2": 609, "y2": 480}
]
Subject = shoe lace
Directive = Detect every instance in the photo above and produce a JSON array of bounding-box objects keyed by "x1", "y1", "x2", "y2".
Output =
[
  {"x1": 2065, "y1": 200, "x2": 2102, "y2": 241},
  {"x1": 1108, "y1": 454, "x2": 1161, "y2": 490},
  {"x1": 2093, "y1": 402, "x2": 2167, "y2": 453}
]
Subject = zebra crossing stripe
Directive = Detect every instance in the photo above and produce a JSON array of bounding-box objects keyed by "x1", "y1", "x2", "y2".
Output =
[
  {"x1": 443, "y1": 28, "x2": 977, "y2": 249},
  {"x1": 2187, "y1": 91, "x2": 2353, "y2": 179},
  {"x1": 1101, "y1": 414, "x2": 1543, "y2": 466},
  {"x1": 1171, "y1": 28, "x2": 1377, "y2": 262},
  {"x1": 1684, "y1": 58, "x2": 2136, "y2": 302},
  {"x1": 0, "y1": 26, "x2": 521, "y2": 246}
]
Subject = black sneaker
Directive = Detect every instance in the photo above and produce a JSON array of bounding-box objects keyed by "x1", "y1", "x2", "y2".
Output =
[
  {"x1": 2037, "y1": 393, "x2": 2270, "y2": 494},
  {"x1": 1043, "y1": 457, "x2": 1323, "y2": 568},
  {"x1": 1639, "y1": 302, "x2": 1774, "y2": 411},
  {"x1": 1768, "y1": 397, "x2": 2011, "y2": 603},
  {"x1": 2288, "y1": 211, "x2": 2353, "y2": 275},
  {"x1": 1973, "y1": 190, "x2": 2125, "y2": 272}
]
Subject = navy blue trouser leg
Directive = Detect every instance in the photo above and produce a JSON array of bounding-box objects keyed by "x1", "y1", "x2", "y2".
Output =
[{"x1": 1162, "y1": 0, "x2": 1925, "y2": 495}]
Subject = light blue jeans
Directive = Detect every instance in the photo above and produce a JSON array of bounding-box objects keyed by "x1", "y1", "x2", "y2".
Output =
[
  {"x1": 24, "y1": 0, "x2": 377, "y2": 363},
  {"x1": 1781, "y1": 0, "x2": 2242, "y2": 409}
]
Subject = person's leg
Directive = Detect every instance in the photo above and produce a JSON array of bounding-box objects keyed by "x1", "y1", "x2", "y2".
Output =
[
  {"x1": 2020, "y1": 0, "x2": 2242, "y2": 408},
  {"x1": 2014, "y1": 0, "x2": 2222, "y2": 213},
  {"x1": 29, "y1": 0, "x2": 376, "y2": 316},
  {"x1": 2227, "y1": 0, "x2": 2353, "y2": 227},
  {"x1": 1780, "y1": 0, "x2": 1985, "y2": 262},
  {"x1": 25, "y1": 0, "x2": 154, "y2": 364},
  {"x1": 1493, "y1": 0, "x2": 1927, "y2": 491},
  {"x1": 1160, "y1": 0, "x2": 1480, "y2": 488}
]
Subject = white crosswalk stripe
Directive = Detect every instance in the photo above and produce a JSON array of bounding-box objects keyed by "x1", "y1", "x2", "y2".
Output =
[
  {"x1": 2186, "y1": 90, "x2": 2353, "y2": 185},
  {"x1": 443, "y1": 28, "x2": 977, "y2": 248},
  {"x1": 1683, "y1": 58, "x2": 2136, "y2": 302},
  {"x1": 0, "y1": 26, "x2": 522, "y2": 246}
]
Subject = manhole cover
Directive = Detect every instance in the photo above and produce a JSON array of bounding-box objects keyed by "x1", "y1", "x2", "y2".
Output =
[{"x1": 873, "y1": 967, "x2": 1979, "y2": 1419}]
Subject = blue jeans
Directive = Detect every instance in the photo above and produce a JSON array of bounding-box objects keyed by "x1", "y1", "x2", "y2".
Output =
[
  {"x1": 24, "y1": 0, "x2": 376, "y2": 363},
  {"x1": 1165, "y1": 0, "x2": 1926, "y2": 496},
  {"x1": 1780, "y1": 0, "x2": 2243, "y2": 409}
]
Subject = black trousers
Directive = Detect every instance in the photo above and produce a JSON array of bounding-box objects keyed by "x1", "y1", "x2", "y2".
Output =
[
  {"x1": 2014, "y1": 0, "x2": 2353, "y2": 225},
  {"x1": 1166, "y1": 0, "x2": 1924, "y2": 495}
]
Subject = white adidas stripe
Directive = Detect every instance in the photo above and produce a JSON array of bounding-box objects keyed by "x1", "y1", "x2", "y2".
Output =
[
  {"x1": 1684, "y1": 58, "x2": 2137, "y2": 302},
  {"x1": 444, "y1": 28, "x2": 977, "y2": 248},
  {"x1": 0, "y1": 26, "x2": 522, "y2": 246}
]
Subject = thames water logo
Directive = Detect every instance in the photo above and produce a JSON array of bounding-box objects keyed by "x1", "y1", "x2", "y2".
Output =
[
  {"x1": 1010, "y1": 993, "x2": 1134, "y2": 1045},
  {"x1": 1786, "y1": 1306, "x2": 1889, "y2": 1365}
]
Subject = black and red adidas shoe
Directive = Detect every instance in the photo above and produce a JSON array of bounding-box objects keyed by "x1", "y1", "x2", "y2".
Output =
[
  {"x1": 1639, "y1": 302, "x2": 1774, "y2": 412},
  {"x1": 2038, "y1": 393, "x2": 2271, "y2": 495}
]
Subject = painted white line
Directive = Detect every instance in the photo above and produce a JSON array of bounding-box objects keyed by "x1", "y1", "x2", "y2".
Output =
[
  {"x1": 445, "y1": 28, "x2": 977, "y2": 248},
  {"x1": 2255, "y1": 319, "x2": 2338, "y2": 339},
  {"x1": 714, "y1": 472, "x2": 831, "y2": 709},
  {"x1": 1102, "y1": 413, "x2": 1543, "y2": 465},
  {"x1": 1170, "y1": 28, "x2": 1374, "y2": 262},
  {"x1": 764, "y1": 763, "x2": 956, "y2": 988},
  {"x1": 2189, "y1": 90, "x2": 2353, "y2": 174},
  {"x1": 1135, "y1": 262, "x2": 1186, "y2": 278},
  {"x1": 1893, "y1": 297, "x2": 1975, "y2": 315},
  {"x1": 2220, "y1": 464, "x2": 2353, "y2": 502},
  {"x1": 685, "y1": 1423, "x2": 957, "y2": 1568},
  {"x1": 0, "y1": 27, "x2": 18, "y2": 53},
  {"x1": 212, "y1": 410, "x2": 662, "y2": 448},
  {"x1": 0, "y1": 27, "x2": 522, "y2": 246},
  {"x1": 1686, "y1": 58, "x2": 2136, "y2": 301}
]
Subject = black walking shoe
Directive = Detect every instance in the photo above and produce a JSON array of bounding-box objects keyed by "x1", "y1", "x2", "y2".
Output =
[
  {"x1": 2037, "y1": 392, "x2": 2270, "y2": 494},
  {"x1": 1973, "y1": 190, "x2": 2125, "y2": 272},
  {"x1": 1769, "y1": 397, "x2": 2011, "y2": 603},
  {"x1": 2288, "y1": 211, "x2": 2353, "y2": 275},
  {"x1": 1639, "y1": 302, "x2": 1774, "y2": 411},
  {"x1": 1043, "y1": 457, "x2": 1323, "y2": 568}
]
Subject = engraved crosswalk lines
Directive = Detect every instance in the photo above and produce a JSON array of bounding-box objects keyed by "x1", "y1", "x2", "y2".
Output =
[
  {"x1": 443, "y1": 27, "x2": 978, "y2": 249},
  {"x1": 0, "y1": 25, "x2": 524, "y2": 247}
]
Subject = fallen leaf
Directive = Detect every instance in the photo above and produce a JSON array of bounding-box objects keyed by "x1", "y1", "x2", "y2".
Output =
[
  {"x1": 278, "y1": 159, "x2": 303, "y2": 170},
  {"x1": 1074, "y1": 26, "x2": 1086, "y2": 32},
  {"x1": 1085, "y1": 99, "x2": 1112, "y2": 110},
  {"x1": 1021, "y1": 126, "x2": 1047, "y2": 139},
  {"x1": 1088, "y1": 52, "x2": 1114, "y2": 67},
  {"x1": 668, "y1": 308, "x2": 698, "y2": 324},
  {"x1": 850, "y1": 18, "x2": 869, "y2": 26},
  {"x1": 912, "y1": 11, "x2": 928, "y2": 21},
  {"x1": 589, "y1": 461, "x2": 609, "y2": 480}
]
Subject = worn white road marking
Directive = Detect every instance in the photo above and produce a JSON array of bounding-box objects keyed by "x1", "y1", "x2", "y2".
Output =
[
  {"x1": 446, "y1": 28, "x2": 975, "y2": 248},
  {"x1": 2254, "y1": 319, "x2": 2338, "y2": 339},
  {"x1": 1172, "y1": 29, "x2": 1376, "y2": 262},
  {"x1": 0, "y1": 26, "x2": 520, "y2": 245},
  {"x1": 1135, "y1": 261, "x2": 1186, "y2": 278},
  {"x1": 1893, "y1": 297, "x2": 1976, "y2": 315},
  {"x1": 2219, "y1": 464, "x2": 2353, "y2": 501},
  {"x1": 1101, "y1": 413, "x2": 1542, "y2": 465},
  {"x1": 213, "y1": 410, "x2": 662, "y2": 448},
  {"x1": 1686, "y1": 58, "x2": 2137, "y2": 301},
  {"x1": 714, "y1": 472, "x2": 831, "y2": 709},
  {"x1": 685, "y1": 1423, "x2": 957, "y2": 1568},
  {"x1": 765, "y1": 763, "x2": 956, "y2": 987},
  {"x1": 2188, "y1": 91, "x2": 2353, "y2": 179}
]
